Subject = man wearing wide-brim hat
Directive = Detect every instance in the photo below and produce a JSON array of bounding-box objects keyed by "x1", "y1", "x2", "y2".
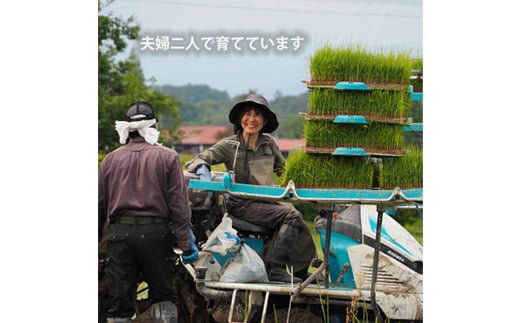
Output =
[{"x1": 186, "y1": 94, "x2": 316, "y2": 283}]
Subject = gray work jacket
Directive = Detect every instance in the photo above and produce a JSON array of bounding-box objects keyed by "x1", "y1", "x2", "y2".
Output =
[{"x1": 186, "y1": 133, "x2": 285, "y2": 185}]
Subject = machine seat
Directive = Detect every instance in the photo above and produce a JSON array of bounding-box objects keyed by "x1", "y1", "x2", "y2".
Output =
[{"x1": 227, "y1": 214, "x2": 275, "y2": 237}]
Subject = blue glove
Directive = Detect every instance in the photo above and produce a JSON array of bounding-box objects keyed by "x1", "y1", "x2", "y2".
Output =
[
  {"x1": 196, "y1": 164, "x2": 211, "y2": 181},
  {"x1": 182, "y1": 230, "x2": 199, "y2": 264}
]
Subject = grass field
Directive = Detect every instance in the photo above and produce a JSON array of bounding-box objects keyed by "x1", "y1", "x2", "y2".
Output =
[{"x1": 308, "y1": 220, "x2": 324, "y2": 261}]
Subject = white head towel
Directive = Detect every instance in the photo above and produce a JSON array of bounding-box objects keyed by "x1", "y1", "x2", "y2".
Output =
[{"x1": 115, "y1": 119, "x2": 160, "y2": 145}]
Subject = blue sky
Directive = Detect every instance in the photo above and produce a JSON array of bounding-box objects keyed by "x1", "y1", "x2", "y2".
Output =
[{"x1": 101, "y1": 0, "x2": 423, "y2": 100}]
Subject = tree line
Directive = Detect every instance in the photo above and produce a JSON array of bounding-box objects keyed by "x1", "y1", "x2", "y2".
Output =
[{"x1": 98, "y1": 0, "x2": 307, "y2": 153}]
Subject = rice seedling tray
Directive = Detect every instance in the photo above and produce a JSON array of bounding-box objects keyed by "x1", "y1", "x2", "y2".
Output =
[
  {"x1": 331, "y1": 116, "x2": 422, "y2": 132},
  {"x1": 304, "y1": 120, "x2": 405, "y2": 155},
  {"x1": 304, "y1": 146, "x2": 405, "y2": 157},
  {"x1": 307, "y1": 87, "x2": 411, "y2": 121},
  {"x1": 281, "y1": 149, "x2": 375, "y2": 189},
  {"x1": 303, "y1": 80, "x2": 423, "y2": 101},
  {"x1": 303, "y1": 113, "x2": 407, "y2": 124},
  {"x1": 333, "y1": 115, "x2": 369, "y2": 124},
  {"x1": 302, "y1": 80, "x2": 408, "y2": 91}
]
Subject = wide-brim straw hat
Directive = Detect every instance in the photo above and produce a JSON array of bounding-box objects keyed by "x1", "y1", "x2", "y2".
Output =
[{"x1": 228, "y1": 94, "x2": 279, "y2": 133}]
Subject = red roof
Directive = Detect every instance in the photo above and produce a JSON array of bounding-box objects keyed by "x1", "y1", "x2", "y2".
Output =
[
  {"x1": 176, "y1": 126, "x2": 233, "y2": 145},
  {"x1": 176, "y1": 126, "x2": 305, "y2": 152},
  {"x1": 275, "y1": 138, "x2": 305, "y2": 152}
]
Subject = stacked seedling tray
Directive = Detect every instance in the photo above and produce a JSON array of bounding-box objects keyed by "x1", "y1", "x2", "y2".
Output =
[
  {"x1": 379, "y1": 58, "x2": 423, "y2": 190},
  {"x1": 281, "y1": 44, "x2": 423, "y2": 190}
]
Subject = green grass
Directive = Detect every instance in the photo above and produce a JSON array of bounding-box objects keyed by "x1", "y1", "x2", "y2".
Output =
[{"x1": 308, "y1": 220, "x2": 324, "y2": 260}]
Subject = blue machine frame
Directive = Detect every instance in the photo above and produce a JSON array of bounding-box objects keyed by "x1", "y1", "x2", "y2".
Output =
[{"x1": 188, "y1": 173, "x2": 423, "y2": 319}]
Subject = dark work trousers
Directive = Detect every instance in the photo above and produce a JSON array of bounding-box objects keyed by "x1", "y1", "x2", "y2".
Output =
[
  {"x1": 105, "y1": 222, "x2": 177, "y2": 319},
  {"x1": 228, "y1": 197, "x2": 316, "y2": 273}
]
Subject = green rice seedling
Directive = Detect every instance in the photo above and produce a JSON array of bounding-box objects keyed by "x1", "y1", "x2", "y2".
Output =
[
  {"x1": 282, "y1": 150, "x2": 374, "y2": 189},
  {"x1": 379, "y1": 147, "x2": 423, "y2": 189},
  {"x1": 308, "y1": 87, "x2": 411, "y2": 122},
  {"x1": 412, "y1": 57, "x2": 423, "y2": 70},
  {"x1": 304, "y1": 120, "x2": 405, "y2": 155},
  {"x1": 411, "y1": 57, "x2": 423, "y2": 92},
  {"x1": 309, "y1": 44, "x2": 414, "y2": 86}
]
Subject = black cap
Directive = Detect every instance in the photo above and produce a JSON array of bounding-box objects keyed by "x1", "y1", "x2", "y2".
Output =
[
  {"x1": 125, "y1": 100, "x2": 156, "y2": 122},
  {"x1": 228, "y1": 94, "x2": 278, "y2": 133}
]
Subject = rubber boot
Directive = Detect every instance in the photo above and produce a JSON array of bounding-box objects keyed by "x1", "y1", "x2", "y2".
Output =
[
  {"x1": 267, "y1": 224, "x2": 302, "y2": 283},
  {"x1": 150, "y1": 301, "x2": 178, "y2": 323},
  {"x1": 268, "y1": 265, "x2": 302, "y2": 283},
  {"x1": 294, "y1": 268, "x2": 312, "y2": 281},
  {"x1": 106, "y1": 317, "x2": 131, "y2": 323}
]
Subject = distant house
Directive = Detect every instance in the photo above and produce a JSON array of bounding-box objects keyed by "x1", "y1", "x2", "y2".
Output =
[
  {"x1": 172, "y1": 126, "x2": 233, "y2": 155},
  {"x1": 275, "y1": 138, "x2": 305, "y2": 157},
  {"x1": 172, "y1": 125, "x2": 305, "y2": 156}
]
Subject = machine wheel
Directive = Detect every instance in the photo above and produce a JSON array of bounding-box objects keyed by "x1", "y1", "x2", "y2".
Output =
[{"x1": 264, "y1": 307, "x2": 323, "y2": 323}]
